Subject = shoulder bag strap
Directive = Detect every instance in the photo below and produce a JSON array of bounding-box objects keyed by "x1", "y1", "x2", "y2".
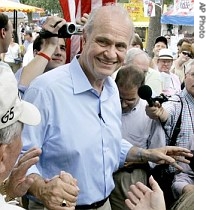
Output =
[
  {"x1": 160, "y1": 95, "x2": 183, "y2": 146},
  {"x1": 169, "y1": 95, "x2": 183, "y2": 146}
]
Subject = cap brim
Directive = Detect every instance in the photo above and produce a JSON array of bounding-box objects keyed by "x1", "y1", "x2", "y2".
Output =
[
  {"x1": 158, "y1": 56, "x2": 173, "y2": 60},
  {"x1": 18, "y1": 101, "x2": 41, "y2": 126}
]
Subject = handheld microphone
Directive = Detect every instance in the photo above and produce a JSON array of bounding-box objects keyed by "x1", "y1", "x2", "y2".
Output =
[
  {"x1": 138, "y1": 85, "x2": 168, "y2": 107},
  {"x1": 138, "y1": 85, "x2": 154, "y2": 107}
]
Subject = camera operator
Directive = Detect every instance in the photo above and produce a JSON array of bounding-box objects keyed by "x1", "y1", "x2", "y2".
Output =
[
  {"x1": 15, "y1": 15, "x2": 87, "y2": 96},
  {"x1": 15, "y1": 16, "x2": 67, "y2": 96}
]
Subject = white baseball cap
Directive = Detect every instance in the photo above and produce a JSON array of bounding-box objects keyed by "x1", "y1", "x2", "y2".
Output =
[
  {"x1": 158, "y1": 49, "x2": 173, "y2": 60},
  {"x1": 0, "y1": 64, "x2": 41, "y2": 129}
]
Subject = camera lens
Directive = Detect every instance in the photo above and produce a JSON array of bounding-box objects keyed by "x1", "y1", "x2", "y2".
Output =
[{"x1": 67, "y1": 23, "x2": 76, "y2": 34}]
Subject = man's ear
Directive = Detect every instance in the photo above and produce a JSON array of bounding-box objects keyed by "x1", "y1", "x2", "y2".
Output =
[
  {"x1": 0, "y1": 28, "x2": 6, "y2": 39},
  {"x1": 0, "y1": 144, "x2": 7, "y2": 173}
]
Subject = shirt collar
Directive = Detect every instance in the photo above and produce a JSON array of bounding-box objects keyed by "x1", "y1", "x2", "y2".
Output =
[{"x1": 70, "y1": 56, "x2": 117, "y2": 101}]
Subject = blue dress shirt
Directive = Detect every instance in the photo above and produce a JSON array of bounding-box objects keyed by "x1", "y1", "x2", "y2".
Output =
[{"x1": 21, "y1": 56, "x2": 133, "y2": 205}]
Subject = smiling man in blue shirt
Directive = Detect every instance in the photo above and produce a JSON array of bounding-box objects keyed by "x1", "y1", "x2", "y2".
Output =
[{"x1": 20, "y1": 5, "x2": 193, "y2": 210}]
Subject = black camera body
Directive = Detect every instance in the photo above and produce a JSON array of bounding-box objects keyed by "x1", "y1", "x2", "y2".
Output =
[
  {"x1": 39, "y1": 22, "x2": 83, "y2": 38},
  {"x1": 152, "y1": 94, "x2": 169, "y2": 104}
]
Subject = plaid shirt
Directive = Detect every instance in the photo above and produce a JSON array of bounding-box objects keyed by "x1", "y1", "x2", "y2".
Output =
[{"x1": 162, "y1": 88, "x2": 194, "y2": 172}]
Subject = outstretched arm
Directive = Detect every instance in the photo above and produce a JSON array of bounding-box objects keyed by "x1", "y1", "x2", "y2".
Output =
[
  {"x1": 126, "y1": 146, "x2": 193, "y2": 171},
  {"x1": 19, "y1": 16, "x2": 66, "y2": 87}
]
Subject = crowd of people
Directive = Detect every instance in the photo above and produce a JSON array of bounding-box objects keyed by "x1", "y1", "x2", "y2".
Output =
[{"x1": 0, "y1": 3, "x2": 194, "y2": 210}]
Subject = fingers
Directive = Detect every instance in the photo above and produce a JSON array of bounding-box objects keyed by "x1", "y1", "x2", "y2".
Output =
[
  {"x1": 148, "y1": 175, "x2": 160, "y2": 192},
  {"x1": 170, "y1": 161, "x2": 184, "y2": 171},
  {"x1": 41, "y1": 176, "x2": 78, "y2": 210},
  {"x1": 76, "y1": 13, "x2": 89, "y2": 26},
  {"x1": 125, "y1": 198, "x2": 135, "y2": 210},
  {"x1": 161, "y1": 146, "x2": 193, "y2": 161},
  {"x1": 58, "y1": 171, "x2": 79, "y2": 205},
  {"x1": 125, "y1": 182, "x2": 150, "y2": 210},
  {"x1": 127, "y1": 182, "x2": 150, "y2": 203},
  {"x1": 59, "y1": 171, "x2": 78, "y2": 188},
  {"x1": 166, "y1": 146, "x2": 192, "y2": 154},
  {"x1": 135, "y1": 181, "x2": 152, "y2": 195},
  {"x1": 12, "y1": 148, "x2": 41, "y2": 179},
  {"x1": 17, "y1": 147, "x2": 41, "y2": 165},
  {"x1": 45, "y1": 175, "x2": 60, "y2": 183},
  {"x1": 43, "y1": 16, "x2": 66, "y2": 33},
  {"x1": 173, "y1": 155, "x2": 191, "y2": 164},
  {"x1": 153, "y1": 101, "x2": 162, "y2": 107},
  {"x1": 126, "y1": 190, "x2": 140, "y2": 205}
]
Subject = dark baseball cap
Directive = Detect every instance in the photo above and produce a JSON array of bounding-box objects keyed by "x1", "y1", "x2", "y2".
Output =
[{"x1": 155, "y1": 36, "x2": 168, "y2": 47}]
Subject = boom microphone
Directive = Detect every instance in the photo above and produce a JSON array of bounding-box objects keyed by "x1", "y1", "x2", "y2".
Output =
[{"x1": 138, "y1": 85, "x2": 168, "y2": 107}]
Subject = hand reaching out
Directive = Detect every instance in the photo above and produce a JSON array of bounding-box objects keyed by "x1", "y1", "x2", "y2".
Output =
[
  {"x1": 125, "y1": 176, "x2": 166, "y2": 210},
  {"x1": 4, "y1": 147, "x2": 41, "y2": 199}
]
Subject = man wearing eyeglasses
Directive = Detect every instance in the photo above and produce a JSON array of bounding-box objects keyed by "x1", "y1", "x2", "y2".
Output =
[{"x1": 157, "y1": 49, "x2": 181, "y2": 97}]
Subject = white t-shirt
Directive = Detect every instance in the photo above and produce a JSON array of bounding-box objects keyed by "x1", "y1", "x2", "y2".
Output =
[
  {"x1": 4, "y1": 43, "x2": 20, "y2": 63},
  {"x1": 22, "y1": 43, "x2": 34, "y2": 67},
  {"x1": 0, "y1": 194, "x2": 24, "y2": 210}
]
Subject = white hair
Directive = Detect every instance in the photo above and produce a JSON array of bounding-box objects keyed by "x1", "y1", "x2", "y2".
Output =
[
  {"x1": 125, "y1": 48, "x2": 150, "y2": 64},
  {"x1": 0, "y1": 121, "x2": 22, "y2": 144}
]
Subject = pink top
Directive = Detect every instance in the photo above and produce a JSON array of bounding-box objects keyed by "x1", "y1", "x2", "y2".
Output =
[{"x1": 160, "y1": 72, "x2": 181, "y2": 96}]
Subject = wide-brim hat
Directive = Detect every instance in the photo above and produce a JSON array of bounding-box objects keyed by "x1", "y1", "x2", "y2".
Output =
[{"x1": 158, "y1": 49, "x2": 173, "y2": 60}]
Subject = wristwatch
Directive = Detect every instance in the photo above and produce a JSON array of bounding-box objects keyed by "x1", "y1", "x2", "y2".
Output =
[{"x1": 0, "y1": 180, "x2": 14, "y2": 202}]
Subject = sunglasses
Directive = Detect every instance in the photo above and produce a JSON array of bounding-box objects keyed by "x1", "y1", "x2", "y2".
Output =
[{"x1": 182, "y1": 51, "x2": 192, "y2": 58}]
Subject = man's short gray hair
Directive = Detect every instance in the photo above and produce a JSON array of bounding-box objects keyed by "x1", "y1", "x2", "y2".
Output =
[
  {"x1": 0, "y1": 121, "x2": 22, "y2": 145},
  {"x1": 125, "y1": 48, "x2": 150, "y2": 64}
]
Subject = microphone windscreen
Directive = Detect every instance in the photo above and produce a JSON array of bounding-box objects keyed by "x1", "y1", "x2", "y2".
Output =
[{"x1": 138, "y1": 85, "x2": 152, "y2": 100}]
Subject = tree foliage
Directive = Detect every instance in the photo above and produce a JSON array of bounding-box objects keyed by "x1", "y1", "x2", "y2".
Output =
[{"x1": 20, "y1": 0, "x2": 62, "y2": 15}]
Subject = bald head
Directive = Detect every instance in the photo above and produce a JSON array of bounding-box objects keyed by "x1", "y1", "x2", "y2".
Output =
[
  {"x1": 125, "y1": 48, "x2": 150, "y2": 72},
  {"x1": 84, "y1": 5, "x2": 135, "y2": 44}
]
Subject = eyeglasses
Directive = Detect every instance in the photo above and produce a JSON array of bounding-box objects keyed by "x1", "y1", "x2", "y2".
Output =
[{"x1": 182, "y1": 51, "x2": 192, "y2": 58}]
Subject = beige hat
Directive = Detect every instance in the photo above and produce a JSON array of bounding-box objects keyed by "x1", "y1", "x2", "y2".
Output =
[
  {"x1": 0, "y1": 64, "x2": 41, "y2": 129},
  {"x1": 158, "y1": 49, "x2": 173, "y2": 60}
]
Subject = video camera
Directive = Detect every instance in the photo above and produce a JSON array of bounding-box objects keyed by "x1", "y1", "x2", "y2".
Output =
[{"x1": 39, "y1": 22, "x2": 83, "y2": 38}]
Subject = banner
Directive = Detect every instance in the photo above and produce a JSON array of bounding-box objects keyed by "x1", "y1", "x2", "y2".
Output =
[
  {"x1": 143, "y1": 0, "x2": 156, "y2": 17},
  {"x1": 174, "y1": 0, "x2": 194, "y2": 12}
]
